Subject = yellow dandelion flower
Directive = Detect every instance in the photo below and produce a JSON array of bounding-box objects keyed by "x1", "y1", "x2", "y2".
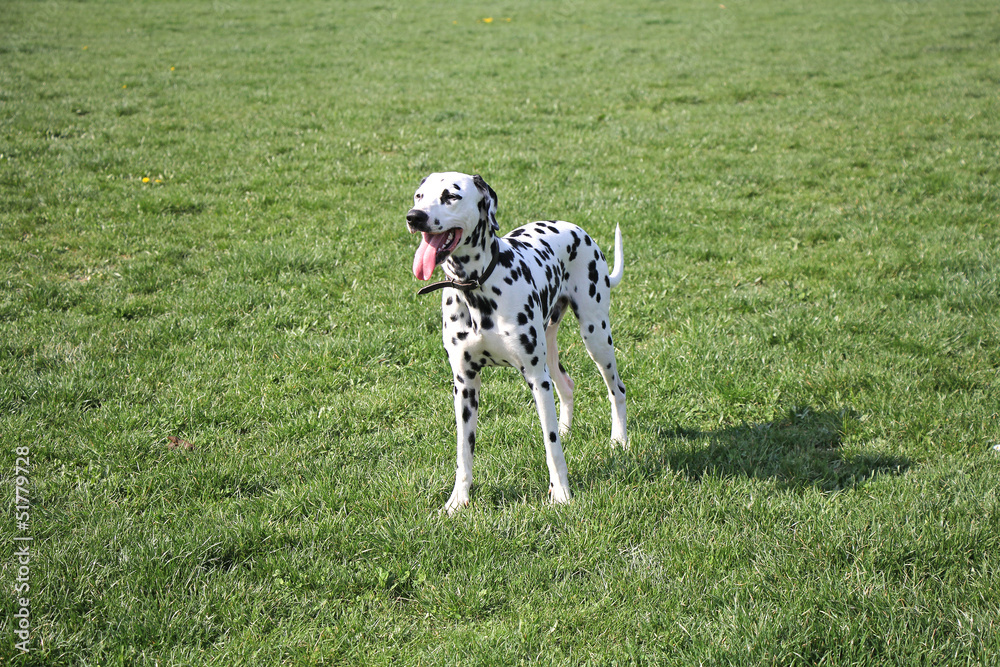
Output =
[
  {"x1": 482, "y1": 17, "x2": 493, "y2": 23},
  {"x1": 142, "y1": 177, "x2": 150, "y2": 183}
]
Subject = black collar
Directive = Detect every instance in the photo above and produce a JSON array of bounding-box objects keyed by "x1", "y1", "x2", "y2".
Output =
[{"x1": 417, "y1": 240, "x2": 499, "y2": 296}]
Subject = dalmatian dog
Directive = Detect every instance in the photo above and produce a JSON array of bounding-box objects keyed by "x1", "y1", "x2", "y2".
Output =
[{"x1": 406, "y1": 172, "x2": 627, "y2": 514}]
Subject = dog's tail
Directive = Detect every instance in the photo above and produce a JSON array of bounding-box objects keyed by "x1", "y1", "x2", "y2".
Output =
[{"x1": 608, "y1": 224, "x2": 625, "y2": 289}]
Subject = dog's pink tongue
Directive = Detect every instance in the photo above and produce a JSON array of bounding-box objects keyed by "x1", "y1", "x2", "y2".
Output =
[{"x1": 413, "y1": 233, "x2": 444, "y2": 281}]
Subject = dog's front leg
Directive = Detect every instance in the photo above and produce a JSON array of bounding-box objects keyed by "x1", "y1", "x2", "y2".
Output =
[
  {"x1": 444, "y1": 366, "x2": 480, "y2": 515},
  {"x1": 524, "y1": 365, "x2": 572, "y2": 504}
]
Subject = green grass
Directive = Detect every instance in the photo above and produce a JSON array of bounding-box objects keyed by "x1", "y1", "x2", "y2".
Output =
[{"x1": 2, "y1": 0, "x2": 999, "y2": 664}]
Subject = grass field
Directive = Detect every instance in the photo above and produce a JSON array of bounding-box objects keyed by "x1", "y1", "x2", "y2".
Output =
[{"x1": 2, "y1": 0, "x2": 1000, "y2": 664}]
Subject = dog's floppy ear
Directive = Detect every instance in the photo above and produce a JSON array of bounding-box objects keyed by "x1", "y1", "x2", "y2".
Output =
[{"x1": 473, "y1": 175, "x2": 499, "y2": 232}]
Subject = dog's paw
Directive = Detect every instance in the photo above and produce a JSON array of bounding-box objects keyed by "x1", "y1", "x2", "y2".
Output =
[
  {"x1": 548, "y1": 483, "x2": 572, "y2": 505},
  {"x1": 442, "y1": 488, "x2": 471, "y2": 516}
]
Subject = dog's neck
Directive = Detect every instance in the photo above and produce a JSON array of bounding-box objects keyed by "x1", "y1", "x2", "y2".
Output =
[
  {"x1": 443, "y1": 212, "x2": 497, "y2": 284},
  {"x1": 417, "y1": 237, "x2": 499, "y2": 296},
  {"x1": 416, "y1": 205, "x2": 499, "y2": 297}
]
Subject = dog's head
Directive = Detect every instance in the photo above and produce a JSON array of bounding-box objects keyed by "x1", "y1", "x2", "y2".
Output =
[{"x1": 407, "y1": 172, "x2": 498, "y2": 281}]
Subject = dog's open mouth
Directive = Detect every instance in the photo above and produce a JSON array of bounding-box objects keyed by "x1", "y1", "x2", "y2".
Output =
[{"x1": 412, "y1": 228, "x2": 462, "y2": 280}]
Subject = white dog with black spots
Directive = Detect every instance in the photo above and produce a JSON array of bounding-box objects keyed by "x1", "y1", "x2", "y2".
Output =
[{"x1": 406, "y1": 172, "x2": 627, "y2": 514}]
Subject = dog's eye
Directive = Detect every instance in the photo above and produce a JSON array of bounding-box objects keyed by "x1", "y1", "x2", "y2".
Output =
[
  {"x1": 441, "y1": 189, "x2": 463, "y2": 204},
  {"x1": 415, "y1": 193, "x2": 424, "y2": 201}
]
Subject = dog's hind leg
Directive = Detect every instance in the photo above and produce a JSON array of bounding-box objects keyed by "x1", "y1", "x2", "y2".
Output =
[
  {"x1": 578, "y1": 316, "x2": 628, "y2": 447},
  {"x1": 522, "y1": 362, "x2": 572, "y2": 504},
  {"x1": 545, "y1": 309, "x2": 575, "y2": 437}
]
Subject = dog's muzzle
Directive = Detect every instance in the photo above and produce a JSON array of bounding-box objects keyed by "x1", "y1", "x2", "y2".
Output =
[{"x1": 406, "y1": 209, "x2": 430, "y2": 233}]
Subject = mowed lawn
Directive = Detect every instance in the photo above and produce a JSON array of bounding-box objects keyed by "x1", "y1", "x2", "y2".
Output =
[{"x1": 2, "y1": 0, "x2": 999, "y2": 664}]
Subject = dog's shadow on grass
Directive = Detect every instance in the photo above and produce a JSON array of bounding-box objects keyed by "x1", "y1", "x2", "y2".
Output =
[{"x1": 581, "y1": 406, "x2": 911, "y2": 493}]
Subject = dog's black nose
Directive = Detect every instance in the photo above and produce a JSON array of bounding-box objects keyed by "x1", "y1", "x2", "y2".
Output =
[{"x1": 406, "y1": 209, "x2": 429, "y2": 230}]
